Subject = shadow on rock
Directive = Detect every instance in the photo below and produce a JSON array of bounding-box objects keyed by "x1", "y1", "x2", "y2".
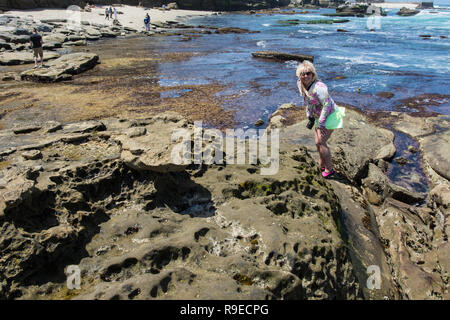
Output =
[{"x1": 149, "y1": 169, "x2": 216, "y2": 218}]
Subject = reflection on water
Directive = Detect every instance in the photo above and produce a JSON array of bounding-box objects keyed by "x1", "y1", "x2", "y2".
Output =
[{"x1": 387, "y1": 129, "x2": 429, "y2": 194}]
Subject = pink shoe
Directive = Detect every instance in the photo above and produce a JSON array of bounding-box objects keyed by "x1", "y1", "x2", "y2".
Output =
[{"x1": 322, "y1": 170, "x2": 335, "y2": 179}]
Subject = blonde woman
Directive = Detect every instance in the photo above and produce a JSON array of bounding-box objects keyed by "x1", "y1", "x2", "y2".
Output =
[{"x1": 296, "y1": 60, "x2": 345, "y2": 179}]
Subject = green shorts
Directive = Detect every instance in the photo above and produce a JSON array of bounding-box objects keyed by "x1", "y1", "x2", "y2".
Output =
[{"x1": 315, "y1": 106, "x2": 345, "y2": 129}]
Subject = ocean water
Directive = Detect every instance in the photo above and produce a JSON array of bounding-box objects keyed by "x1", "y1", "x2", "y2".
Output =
[
  {"x1": 155, "y1": 7, "x2": 450, "y2": 128},
  {"x1": 152, "y1": 7, "x2": 450, "y2": 193}
]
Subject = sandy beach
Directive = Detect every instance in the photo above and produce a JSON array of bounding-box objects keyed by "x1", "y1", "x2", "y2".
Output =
[
  {"x1": 371, "y1": 2, "x2": 421, "y2": 9},
  {"x1": 1, "y1": 5, "x2": 215, "y2": 30}
]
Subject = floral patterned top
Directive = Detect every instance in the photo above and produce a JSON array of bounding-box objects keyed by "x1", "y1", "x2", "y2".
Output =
[{"x1": 299, "y1": 80, "x2": 337, "y2": 128}]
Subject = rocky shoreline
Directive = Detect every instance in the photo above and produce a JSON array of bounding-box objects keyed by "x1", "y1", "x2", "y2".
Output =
[
  {"x1": 0, "y1": 5, "x2": 449, "y2": 300},
  {"x1": 0, "y1": 103, "x2": 448, "y2": 299}
]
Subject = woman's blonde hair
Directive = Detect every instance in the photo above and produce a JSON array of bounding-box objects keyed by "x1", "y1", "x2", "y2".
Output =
[{"x1": 296, "y1": 60, "x2": 318, "y2": 97}]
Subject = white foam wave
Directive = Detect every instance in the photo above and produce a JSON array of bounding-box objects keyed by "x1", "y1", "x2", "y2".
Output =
[
  {"x1": 256, "y1": 40, "x2": 267, "y2": 48},
  {"x1": 284, "y1": 60, "x2": 299, "y2": 68},
  {"x1": 262, "y1": 23, "x2": 271, "y2": 27},
  {"x1": 325, "y1": 55, "x2": 402, "y2": 68}
]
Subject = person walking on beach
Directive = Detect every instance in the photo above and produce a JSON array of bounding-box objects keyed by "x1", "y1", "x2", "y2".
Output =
[
  {"x1": 29, "y1": 28, "x2": 43, "y2": 68},
  {"x1": 144, "y1": 13, "x2": 150, "y2": 31},
  {"x1": 109, "y1": 7, "x2": 113, "y2": 19},
  {"x1": 113, "y1": 7, "x2": 118, "y2": 21},
  {"x1": 105, "y1": 7, "x2": 109, "y2": 20},
  {"x1": 296, "y1": 60, "x2": 345, "y2": 179}
]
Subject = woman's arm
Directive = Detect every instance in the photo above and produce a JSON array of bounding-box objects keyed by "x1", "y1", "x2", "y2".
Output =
[{"x1": 297, "y1": 79, "x2": 312, "y2": 118}]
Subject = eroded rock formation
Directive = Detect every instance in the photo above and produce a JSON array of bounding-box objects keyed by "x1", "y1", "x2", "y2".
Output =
[
  {"x1": 269, "y1": 103, "x2": 449, "y2": 300},
  {"x1": 0, "y1": 112, "x2": 361, "y2": 299}
]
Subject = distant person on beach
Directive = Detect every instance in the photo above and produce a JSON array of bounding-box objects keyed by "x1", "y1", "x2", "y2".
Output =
[
  {"x1": 109, "y1": 7, "x2": 113, "y2": 19},
  {"x1": 29, "y1": 28, "x2": 43, "y2": 68},
  {"x1": 296, "y1": 60, "x2": 345, "y2": 179},
  {"x1": 113, "y1": 7, "x2": 117, "y2": 20},
  {"x1": 105, "y1": 7, "x2": 109, "y2": 20},
  {"x1": 144, "y1": 13, "x2": 150, "y2": 31}
]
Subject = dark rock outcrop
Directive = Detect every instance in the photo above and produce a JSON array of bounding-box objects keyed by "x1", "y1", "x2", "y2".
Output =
[
  {"x1": 252, "y1": 51, "x2": 314, "y2": 62},
  {"x1": 397, "y1": 7, "x2": 420, "y2": 16}
]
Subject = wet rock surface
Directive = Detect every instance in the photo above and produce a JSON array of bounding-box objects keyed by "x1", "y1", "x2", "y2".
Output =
[
  {"x1": 0, "y1": 112, "x2": 361, "y2": 300},
  {"x1": 268, "y1": 103, "x2": 449, "y2": 300},
  {"x1": 392, "y1": 113, "x2": 450, "y2": 185},
  {"x1": 252, "y1": 51, "x2": 314, "y2": 62}
]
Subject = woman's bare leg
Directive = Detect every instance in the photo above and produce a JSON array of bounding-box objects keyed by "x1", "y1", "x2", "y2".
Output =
[
  {"x1": 315, "y1": 127, "x2": 333, "y2": 172},
  {"x1": 314, "y1": 129, "x2": 323, "y2": 168}
]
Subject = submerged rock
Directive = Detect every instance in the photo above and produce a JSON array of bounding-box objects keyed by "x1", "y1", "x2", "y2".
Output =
[{"x1": 252, "y1": 51, "x2": 314, "y2": 62}]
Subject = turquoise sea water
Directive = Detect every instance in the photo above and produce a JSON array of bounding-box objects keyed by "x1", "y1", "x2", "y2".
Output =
[{"x1": 156, "y1": 6, "x2": 450, "y2": 128}]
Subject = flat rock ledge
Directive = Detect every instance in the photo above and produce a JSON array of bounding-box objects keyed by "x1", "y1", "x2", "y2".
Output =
[
  {"x1": 0, "y1": 50, "x2": 60, "y2": 65},
  {"x1": 252, "y1": 51, "x2": 314, "y2": 62},
  {"x1": 20, "y1": 52, "x2": 99, "y2": 82}
]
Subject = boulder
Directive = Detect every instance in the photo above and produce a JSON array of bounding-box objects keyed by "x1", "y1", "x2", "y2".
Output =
[
  {"x1": 397, "y1": 7, "x2": 420, "y2": 16},
  {"x1": 42, "y1": 41, "x2": 62, "y2": 50},
  {"x1": 100, "y1": 29, "x2": 117, "y2": 38},
  {"x1": 166, "y1": 2, "x2": 178, "y2": 9},
  {"x1": 362, "y1": 163, "x2": 390, "y2": 205},
  {"x1": 62, "y1": 40, "x2": 87, "y2": 47},
  {"x1": 42, "y1": 33, "x2": 67, "y2": 44},
  {"x1": 428, "y1": 184, "x2": 450, "y2": 210},
  {"x1": 20, "y1": 52, "x2": 99, "y2": 82},
  {"x1": 36, "y1": 24, "x2": 53, "y2": 33},
  {"x1": 322, "y1": 3, "x2": 368, "y2": 17},
  {"x1": 388, "y1": 183, "x2": 426, "y2": 205},
  {"x1": 0, "y1": 39, "x2": 12, "y2": 50},
  {"x1": 10, "y1": 34, "x2": 29, "y2": 44},
  {"x1": 0, "y1": 31, "x2": 13, "y2": 42}
]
